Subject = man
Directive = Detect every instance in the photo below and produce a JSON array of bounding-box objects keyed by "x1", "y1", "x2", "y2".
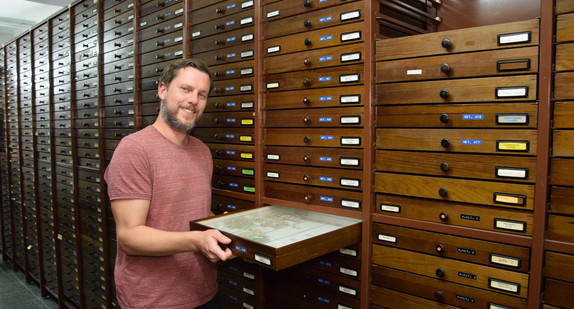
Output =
[{"x1": 104, "y1": 58, "x2": 233, "y2": 309}]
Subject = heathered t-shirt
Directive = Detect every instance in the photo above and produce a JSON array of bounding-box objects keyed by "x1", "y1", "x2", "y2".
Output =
[{"x1": 104, "y1": 125, "x2": 217, "y2": 309}]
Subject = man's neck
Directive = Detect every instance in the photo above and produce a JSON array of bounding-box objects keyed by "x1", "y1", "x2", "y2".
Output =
[{"x1": 152, "y1": 118, "x2": 189, "y2": 147}]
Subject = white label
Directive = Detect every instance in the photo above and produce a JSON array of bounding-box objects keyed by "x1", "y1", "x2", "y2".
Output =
[
  {"x1": 240, "y1": 85, "x2": 252, "y2": 92},
  {"x1": 267, "y1": 45, "x2": 281, "y2": 54},
  {"x1": 497, "y1": 87, "x2": 527, "y2": 98},
  {"x1": 242, "y1": 0, "x2": 254, "y2": 8},
  {"x1": 339, "y1": 248, "x2": 357, "y2": 257},
  {"x1": 499, "y1": 32, "x2": 530, "y2": 45},
  {"x1": 340, "y1": 178, "x2": 360, "y2": 187},
  {"x1": 341, "y1": 137, "x2": 360, "y2": 145},
  {"x1": 254, "y1": 253, "x2": 271, "y2": 266},
  {"x1": 496, "y1": 168, "x2": 527, "y2": 179},
  {"x1": 243, "y1": 272, "x2": 255, "y2": 280},
  {"x1": 241, "y1": 102, "x2": 254, "y2": 108},
  {"x1": 266, "y1": 171, "x2": 280, "y2": 178},
  {"x1": 378, "y1": 234, "x2": 397, "y2": 243},
  {"x1": 341, "y1": 52, "x2": 360, "y2": 62},
  {"x1": 175, "y1": 8, "x2": 184, "y2": 15},
  {"x1": 340, "y1": 158, "x2": 359, "y2": 166},
  {"x1": 140, "y1": 21, "x2": 147, "y2": 27},
  {"x1": 407, "y1": 69, "x2": 423, "y2": 75},
  {"x1": 174, "y1": 50, "x2": 183, "y2": 56},
  {"x1": 192, "y1": 31, "x2": 201, "y2": 38},
  {"x1": 338, "y1": 305, "x2": 352, "y2": 309},
  {"x1": 241, "y1": 17, "x2": 253, "y2": 25},
  {"x1": 267, "y1": 10, "x2": 280, "y2": 18},
  {"x1": 241, "y1": 33, "x2": 254, "y2": 42},
  {"x1": 266, "y1": 154, "x2": 280, "y2": 160},
  {"x1": 489, "y1": 279, "x2": 520, "y2": 293},
  {"x1": 242, "y1": 287, "x2": 255, "y2": 295},
  {"x1": 175, "y1": 36, "x2": 183, "y2": 42},
  {"x1": 341, "y1": 95, "x2": 360, "y2": 103},
  {"x1": 243, "y1": 303, "x2": 254, "y2": 309},
  {"x1": 339, "y1": 267, "x2": 358, "y2": 277},
  {"x1": 341, "y1": 199, "x2": 360, "y2": 209},
  {"x1": 341, "y1": 31, "x2": 361, "y2": 42},
  {"x1": 174, "y1": 22, "x2": 183, "y2": 29},
  {"x1": 341, "y1": 116, "x2": 360, "y2": 124},
  {"x1": 267, "y1": 82, "x2": 280, "y2": 89},
  {"x1": 241, "y1": 68, "x2": 253, "y2": 75},
  {"x1": 495, "y1": 219, "x2": 525, "y2": 232},
  {"x1": 241, "y1": 50, "x2": 254, "y2": 58},
  {"x1": 489, "y1": 303, "x2": 511, "y2": 309},
  {"x1": 341, "y1": 10, "x2": 360, "y2": 21},
  {"x1": 497, "y1": 114, "x2": 528, "y2": 124},
  {"x1": 380, "y1": 204, "x2": 400, "y2": 213},
  {"x1": 338, "y1": 285, "x2": 357, "y2": 296},
  {"x1": 490, "y1": 254, "x2": 520, "y2": 268}
]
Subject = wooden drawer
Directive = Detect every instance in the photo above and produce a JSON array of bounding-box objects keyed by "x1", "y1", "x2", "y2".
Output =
[
  {"x1": 139, "y1": 18, "x2": 184, "y2": 43},
  {"x1": 552, "y1": 130, "x2": 574, "y2": 157},
  {"x1": 264, "y1": 163, "x2": 363, "y2": 190},
  {"x1": 264, "y1": 23, "x2": 363, "y2": 57},
  {"x1": 190, "y1": 26, "x2": 255, "y2": 54},
  {"x1": 373, "y1": 224, "x2": 530, "y2": 272},
  {"x1": 545, "y1": 251, "x2": 574, "y2": 282},
  {"x1": 276, "y1": 265, "x2": 361, "y2": 299},
  {"x1": 266, "y1": 64, "x2": 363, "y2": 91},
  {"x1": 207, "y1": 143, "x2": 255, "y2": 161},
  {"x1": 550, "y1": 186, "x2": 574, "y2": 215},
  {"x1": 265, "y1": 181, "x2": 362, "y2": 211},
  {"x1": 544, "y1": 278, "x2": 574, "y2": 308},
  {"x1": 556, "y1": 0, "x2": 574, "y2": 14},
  {"x1": 372, "y1": 285, "x2": 459, "y2": 309},
  {"x1": 214, "y1": 159, "x2": 255, "y2": 178},
  {"x1": 212, "y1": 174, "x2": 255, "y2": 194},
  {"x1": 554, "y1": 71, "x2": 574, "y2": 100},
  {"x1": 550, "y1": 158, "x2": 574, "y2": 186},
  {"x1": 205, "y1": 94, "x2": 255, "y2": 112},
  {"x1": 376, "y1": 19, "x2": 539, "y2": 61},
  {"x1": 193, "y1": 127, "x2": 255, "y2": 144},
  {"x1": 377, "y1": 46, "x2": 538, "y2": 83},
  {"x1": 138, "y1": 4, "x2": 183, "y2": 31},
  {"x1": 553, "y1": 102, "x2": 574, "y2": 128},
  {"x1": 265, "y1": 128, "x2": 363, "y2": 148},
  {"x1": 212, "y1": 77, "x2": 254, "y2": 96},
  {"x1": 376, "y1": 150, "x2": 537, "y2": 183},
  {"x1": 377, "y1": 128, "x2": 537, "y2": 155},
  {"x1": 266, "y1": 107, "x2": 363, "y2": 128},
  {"x1": 264, "y1": 145, "x2": 362, "y2": 169},
  {"x1": 139, "y1": 31, "x2": 182, "y2": 54},
  {"x1": 140, "y1": 0, "x2": 182, "y2": 17},
  {"x1": 376, "y1": 75, "x2": 538, "y2": 105},
  {"x1": 264, "y1": 1, "x2": 363, "y2": 39},
  {"x1": 196, "y1": 111, "x2": 255, "y2": 128},
  {"x1": 140, "y1": 45, "x2": 183, "y2": 66},
  {"x1": 372, "y1": 266, "x2": 528, "y2": 309},
  {"x1": 189, "y1": 0, "x2": 255, "y2": 26},
  {"x1": 103, "y1": 10, "x2": 134, "y2": 33},
  {"x1": 191, "y1": 9, "x2": 254, "y2": 41},
  {"x1": 265, "y1": 86, "x2": 363, "y2": 110},
  {"x1": 265, "y1": 43, "x2": 363, "y2": 74},
  {"x1": 375, "y1": 172, "x2": 535, "y2": 211},
  {"x1": 193, "y1": 43, "x2": 255, "y2": 67},
  {"x1": 211, "y1": 195, "x2": 255, "y2": 214},
  {"x1": 546, "y1": 214, "x2": 574, "y2": 243},
  {"x1": 210, "y1": 60, "x2": 254, "y2": 81},
  {"x1": 557, "y1": 12, "x2": 574, "y2": 43},
  {"x1": 218, "y1": 271, "x2": 256, "y2": 300},
  {"x1": 304, "y1": 252, "x2": 361, "y2": 279},
  {"x1": 372, "y1": 244, "x2": 529, "y2": 298},
  {"x1": 555, "y1": 43, "x2": 574, "y2": 72},
  {"x1": 377, "y1": 102, "x2": 537, "y2": 128}
]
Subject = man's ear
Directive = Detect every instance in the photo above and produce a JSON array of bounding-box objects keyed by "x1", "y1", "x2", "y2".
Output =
[{"x1": 157, "y1": 82, "x2": 167, "y2": 101}]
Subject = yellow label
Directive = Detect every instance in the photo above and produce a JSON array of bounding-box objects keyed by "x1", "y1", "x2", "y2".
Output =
[
  {"x1": 495, "y1": 194, "x2": 524, "y2": 205},
  {"x1": 240, "y1": 153, "x2": 253, "y2": 159},
  {"x1": 241, "y1": 119, "x2": 254, "y2": 125},
  {"x1": 239, "y1": 135, "x2": 253, "y2": 142},
  {"x1": 498, "y1": 142, "x2": 528, "y2": 151},
  {"x1": 57, "y1": 234, "x2": 63, "y2": 240}
]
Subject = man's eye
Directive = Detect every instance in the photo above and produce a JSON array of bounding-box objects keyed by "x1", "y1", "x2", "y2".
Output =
[{"x1": 182, "y1": 87, "x2": 189, "y2": 92}]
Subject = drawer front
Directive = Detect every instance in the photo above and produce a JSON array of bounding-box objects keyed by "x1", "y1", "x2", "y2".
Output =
[
  {"x1": 264, "y1": 145, "x2": 363, "y2": 169},
  {"x1": 372, "y1": 244, "x2": 530, "y2": 298},
  {"x1": 376, "y1": 75, "x2": 538, "y2": 105},
  {"x1": 140, "y1": 45, "x2": 184, "y2": 66},
  {"x1": 376, "y1": 150, "x2": 537, "y2": 183},
  {"x1": 265, "y1": 43, "x2": 363, "y2": 74},
  {"x1": 210, "y1": 60, "x2": 255, "y2": 81},
  {"x1": 196, "y1": 111, "x2": 255, "y2": 128},
  {"x1": 264, "y1": 23, "x2": 363, "y2": 56},
  {"x1": 205, "y1": 94, "x2": 255, "y2": 113},
  {"x1": 305, "y1": 253, "x2": 362, "y2": 278},
  {"x1": 266, "y1": 64, "x2": 363, "y2": 91},
  {"x1": 194, "y1": 43, "x2": 255, "y2": 67},
  {"x1": 277, "y1": 265, "x2": 361, "y2": 299},
  {"x1": 139, "y1": 31, "x2": 183, "y2": 54},
  {"x1": 376, "y1": 19, "x2": 539, "y2": 60},
  {"x1": 140, "y1": 0, "x2": 183, "y2": 17},
  {"x1": 377, "y1": 103, "x2": 537, "y2": 128},
  {"x1": 550, "y1": 158, "x2": 574, "y2": 186},
  {"x1": 555, "y1": 43, "x2": 574, "y2": 72},
  {"x1": 193, "y1": 128, "x2": 255, "y2": 145},
  {"x1": 207, "y1": 143, "x2": 255, "y2": 161},
  {"x1": 377, "y1": 46, "x2": 538, "y2": 83},
  {"x1": 213, "y1": 77, "x2": 255, "y2": 96},
  {"x1": 545, "y1": 251, "x2": 574, "y2": 282},
  {"x1": 553, "y1": 102, "x2": 574, "y2": 128},
  {"x1": 546, "y1": 214, "x2": 574, "y2": 243},
  {"x1": 373, "y1": 223, "x2": 530, "y2": 272},
  {"x1": 265, "y1": 128, "x2": 363, "y2": 148},
  {"x1": 377, "y1": 128, "x2": 538, "y2": 155},
  {"x1": 264, "y1": 1, "x2": 363, "y2": 39},
  {"x1": 212, "y1": 195, "x2": 255, "y2": 214},
  {"x1": 544, "y1": 278, "x2": 574, "y2": 308},
  {"x1": 189, "y1": 0, "x2": 255, "y2": 26},
  {"x1": 265, "y1": 86, "x2": 364, "y2": 110},
  {"x1": 190, "y1": 27, "x2": 255, "y2": 54},
  {"x1": 556, "y1": 0, "x2": 574, "y2": 14},
  {"x1": 212, "y1": 174, "x2": 255, "y2": 194},
  {"x1": 556, "y1": 12, "x2": 574, "y2": 43},
  {"x1": 264, "y1": 164, "x2": 363, "y2": 190},
  {"x1": 190, "y1": 9, "x2": 255, "y2": 41},
  {"x1": 550, "y1": 186, "x2": 574, "y2": 215},
  {"x1": 372, "y1": 266, "x2": 528, "y2": 309},
  {"x1": 139, "y1": 18, "x2": 184, "y2": 42},
  {"x1": 553, "y1": 130, "x2": 574, "y2": 157},
  {"x1": 265, "y1": 181, "x2": 362, "y2": 211},
  {"x1": 138, "y1": 5, "x2": 183, "y2": 31},
  {"x1": 375, "y1": 172, "x2": 535, "y2": 210},
  {"x1": 103, "y1": 11, "x2": 134, "y2": 32},
  {"x1": 213, "y1": 159, "x2": 255, "y2": 178},
  {"x1": 266, "y1": 107, "x2": 363, "y2": 128},
  {"x1": 264, "y1": 0, "x2": 361, "y2": 25},
  {"x1": 554, "y1": 71, "x2": 574, "y2": 100}
]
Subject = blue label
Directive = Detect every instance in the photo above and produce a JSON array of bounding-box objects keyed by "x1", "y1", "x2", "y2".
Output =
[
  {"x1": 227, "y1": 166, "x2": 236, "y2": 171},
  {"x1": 229, "y1": 295, "x2": 238, "y2": 301},
  {"x1": 319, "y1": 0, "x2": 331, "y2": 2},
  {"x1": 229, "y1": 266, "x2": 238, "y2": 271},
  {"x1": 226, "y1": 150, "x2": 235, "y2": 155},
  {"x1": 462, "y1": 139, "x2": 482, "y2": 145},
  {"x1": 319, "y1": 176, "x2": 333, "y2": 182},
  {"x1": 227, "y1": 102, "x2": 236, "y2": 107},
  {"x1": 226, "y1": 70, "x2": 236, "y2": 75},
  {"x1": 235, "y1": 245, "x2": 247, "y2": 253},
  {"x1": 227, "y1": 204, "x2": 237, "y2": 209},
  {"x1": 165, "y1": 25, "x2": 171, "y2": 30},
  {"x1": 226, "y1": 118, "x2": 236, "y2": 122},
  {"x1": 228, "y1": 280, "x2": 238, "y2": 286},
  {"x1": 319, "y1": 76, "x2": 332, "y2": 82},
  {"x1": 462, "y1": 114, "x2": 484, "y2": 120},
  {"x1": 165, "y1": 52, "x2": 171, "y2": 57},
  {"x1": 226, "y1": 20, "x2": 235, "y2": 26},
  {"x1": 319, "y1": 56, "x2": 333, "y2": 62},
  {"x1": 320, "y1": 196, "x2": 334, "y2": 202},
  {"x1": 225, "y1": 134, "x2": 235, "y2": 138},
  {"x1": 320, "y1": 96, "x2": 333, "y2": 101},
  {"x1": 165, "y1": 12, "x2": 171, "y2": 17},
  {"x1": 319, "y1": 156, "x2": 332, "y2": 162},
  {"x1": 320, "y1": 35, "x2": 333, "y2": 41},
  {"x1": 319, "y1": 16, "x2": 333, "y2": 22},
  {"x1": 319, "y1": 117, "x2": 332, "y2": 122},
  {"x1": 227, "y1": 37, "x2": 236, "y2": 42},
  {"x1": 229, "y1": 183, "x2": 238, "y2": 188},
  {"x1": 225, "y1": 86, "x2": 235, "y2": 91},
  {"x1": 319, "y1": 260, "x2": 332, "y2": 267},
  {"x1": 320, "y1": 135, "x2": 334, "y2": 140},
  {"x1": 318, "y1": 297, "x2": 330, "y2": 304},
  {"x1": 227, "y1": 3, "x2": 236, "y2": 9},
  {"x1": 164, "y1": 38, "x2": 171, "y2": 44},
  {"x1": 317, "y1": 278, "x2": 331, "y2": 285},
  {"x1": 227, "y1": 53, "x2": 236, "y2": 58}
]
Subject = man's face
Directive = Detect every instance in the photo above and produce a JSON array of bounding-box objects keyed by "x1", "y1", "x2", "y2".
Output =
[{"x1": 157, "y1": 66, "x2": 210, "y2": 133}]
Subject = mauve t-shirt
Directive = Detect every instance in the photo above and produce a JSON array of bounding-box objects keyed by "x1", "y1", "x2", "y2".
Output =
[{"x1": 105, "y1": 126, "x2": 217, "y2": 309}]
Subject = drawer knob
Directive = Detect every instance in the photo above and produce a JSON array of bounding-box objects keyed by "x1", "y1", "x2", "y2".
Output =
[
  {"x1": 440, "y1": 138, "x2": 450, "y2": 148},
  {"x1": 441, "y1": 38, "x2": 451, "y2": 48},
  {"x1": 439, "y1": 89, "x2": 449, "y2": 99},
  {"x1": 302, "y1": 77, "x2": 310, "y2": 86},
  {"x1": 304, "y1": 194, "x2": 312, "y2": 203},
  {"x1": 303, "y1": 57, "x2": 311, "y2": 65},
  {"x1": 438, "y1": 188, "x2": 448, "y2": 197},
  {"x1": 440, "y1": 162, "x2": 449, "y2": 172},
  {"x1": 439, "y1": 212, "x2": 448, "y2": 222},
  {"x1": 303, "y1": 116, "x2": 311, "y2": 123},
  {"x1": 303, "y1": 136, "x2": 311, "y2": 144},
  {"x1": 215, "y1": 8, "x2": 224, "y2": 14},
  {"x1": 435, "y1": 244, "x2": 445, "y2": 254},
  {"x1": 214, "y1": 103, "x2": 221, "y2": 109},
  {"x1": 304, "y1": 38, "x2": 312, "y2": 46},
  {"x1": 304, "y1": 19, "x2": 311, "y2": 27},
  {"x1": 214, "y1": 118, "x2": 221, "y2": 124},
  {"x1": 214, "y1": 133, "x2": 220, "y2": 139},
  {"x1": 435, "y1": 268, "x2": 445, "y2": 278},
  {"x1": 215, "y1": 23, "x2": 224, "y2": 30},
  {"x1": 303, "y1": 96, "x2": 311, "y2": 104},
  {"x1": 303, "y1": 175, "x2": 310, "y2": 182},
  {"x1": 215, "y1": 39, "x2": 223, "y2": 46},
  {"x1": 303, "y1": 0, "x2": 311, "y2": 7},
  {"x1": 441, "y1": 63, "x2": 451, "y2": 73},
  {"x1": 214, "y1": 71, "x2": 221, "y2": 77},
  {"x1": 434, "y1": 291, "x2": 444, "y2": 301},
  {"x1": 303, "y1": 155, "x2": 311, "y2": 162},
  {"x1": 439, "y1": 113, "x2": 449, "y2": 123}
]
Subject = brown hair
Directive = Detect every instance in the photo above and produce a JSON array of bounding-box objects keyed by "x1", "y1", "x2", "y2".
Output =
[{"x1": 159, "y1": 58, "x2": 213, "y2": 94}]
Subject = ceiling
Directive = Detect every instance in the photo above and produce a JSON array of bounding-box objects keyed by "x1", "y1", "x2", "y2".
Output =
[{"x1": 0, "y1": 0, "x2": 72, "y2": 46}]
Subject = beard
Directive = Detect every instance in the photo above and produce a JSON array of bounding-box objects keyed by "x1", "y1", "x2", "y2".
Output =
[{"x1": 160, "y1": 100, "x2": 199, "y2": 133}]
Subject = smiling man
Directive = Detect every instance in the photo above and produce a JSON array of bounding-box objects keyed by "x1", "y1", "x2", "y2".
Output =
[{"x1": 104, "y1": 59, "x2": 233, "y2": 309}]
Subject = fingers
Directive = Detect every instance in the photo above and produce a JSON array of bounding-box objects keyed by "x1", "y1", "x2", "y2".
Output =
[{"x1": 202, "y1": 229, "x2": 233, "y2": 262}]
